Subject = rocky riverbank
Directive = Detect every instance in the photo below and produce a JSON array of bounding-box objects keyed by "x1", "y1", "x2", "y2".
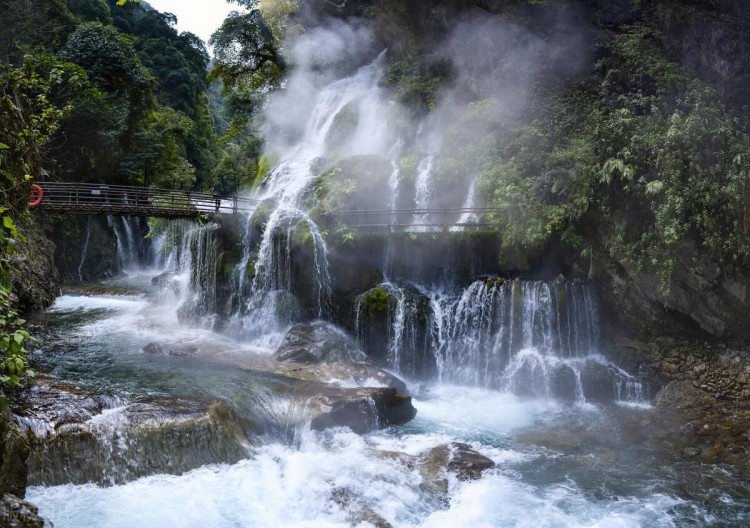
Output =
[{"x1": 609, "y1": 337, "x2": 750, "y2": 466}]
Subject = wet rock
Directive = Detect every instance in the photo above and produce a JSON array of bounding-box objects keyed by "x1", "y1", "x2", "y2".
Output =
[
  {"x1": 0, "y1": 493, "x2": 47, "y2": 528},
  {"x1": 273, "y1": 322, "x2": 366, "y2": 365},
  {"x1": 310, "y1": 387, "x2": 416, "y2": 434},
  {"x1": 550, "y1": 364, "x2": 579, "y2": 402},
  {"x1": 580, "y1": 361, "x2": 616, "y2": 403},
  {"x1": 141, "y1": 342, "x2": 198, "y2": 357},
  {"x1": 8, "y1": 218, "x2": 60, "y2": 312},
  {"x1": 0, "y1": 403, "x2": 30, "y2": 498},
  {"x1": 151, "y1": 271, "x2": 176, "y2": 288},
  {"x1": 19, "y1": 382, "x2": 252, "y2": 486},
  {"x1": 330, "y1": 488, "x2": 392, "y2": 528},
  {"x1": 417, "y1": 443, "x2": 495, "y2": 496},
  {"x1": 655, "y1": 381, "x2": 717, "y2": 411},
  {"x1": 421, "y1": 443, "x2": 495, "y2": 481}
]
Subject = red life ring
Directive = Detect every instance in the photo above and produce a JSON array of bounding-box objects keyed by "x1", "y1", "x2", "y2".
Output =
[{"x1": 29, "y1": 184, "x2": 43, "y2": 208}]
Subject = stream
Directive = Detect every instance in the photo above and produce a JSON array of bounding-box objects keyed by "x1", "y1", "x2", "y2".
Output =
[{"x1": 21, "y1": 271, "x2": 750, "y2": 527}]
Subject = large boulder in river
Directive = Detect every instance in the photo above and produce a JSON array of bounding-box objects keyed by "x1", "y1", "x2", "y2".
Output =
[
  {"x1": 18, "y1": 381, "x2": 252, "y2": 486},
  {"x1": 274, "y1": 321, "x2": 367, "y2": 364},
  {"x1": 310, "y1": 386, "x2": 416, "y2": 434}
]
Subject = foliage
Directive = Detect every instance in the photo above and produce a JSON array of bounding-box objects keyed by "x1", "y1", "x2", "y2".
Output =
[
  {"x1": 0, "y1": 0, "x2": 77, "y2": 66},
  {"x1": 380, "y1": 59, "x2": 448, "y2": 114},
  {"x1": 0, "y1": 58, "x2": 69, "y2": 389},
  {"x1": 209, "y1": 7, "x2": 283, "y2": 138},
  {"x1": 480, "y1": 25, "x2": 750, "y2": 282}
]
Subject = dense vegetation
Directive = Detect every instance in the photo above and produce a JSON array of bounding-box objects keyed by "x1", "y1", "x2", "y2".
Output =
[{"x1": 480, "y1": 24, "x2": 750, "y2": 286}]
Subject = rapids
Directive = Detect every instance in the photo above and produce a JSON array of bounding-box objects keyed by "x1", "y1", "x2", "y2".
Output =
[{"x1": 23, "y1": 272, "x2": 750, "y2": 527}]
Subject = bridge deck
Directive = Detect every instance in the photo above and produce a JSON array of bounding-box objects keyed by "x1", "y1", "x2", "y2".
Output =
[
  {"x1": 33, "y1": 182, "x2": 502, "y2": 231},
  {"x1": 35, "y1": 182, "x2": 257, "y2": 218}
]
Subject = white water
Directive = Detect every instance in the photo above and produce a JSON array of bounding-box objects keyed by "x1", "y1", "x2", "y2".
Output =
[
  {"x1": 27, "y1": 382, "x2": 689, "y2": 528},
  {"x1": 451, "y1": 176, "x2": 480, "y2": 231},
  {"x1": 413, "y1": 155, "x2": 436, "y2": 232}
]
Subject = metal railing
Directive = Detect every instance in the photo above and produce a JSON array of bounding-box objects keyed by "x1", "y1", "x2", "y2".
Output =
[
  {"x1": 323, "y1": 207, "x2": 503, "y2": 232},
  {"x1": 34, "y1": 182, "x2": 257, "y2": 218}
]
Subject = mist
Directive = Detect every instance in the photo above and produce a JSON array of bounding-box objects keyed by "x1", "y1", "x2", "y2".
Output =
[{"x1": 257, "y1": 3, "x2": 590, "y2": 217}]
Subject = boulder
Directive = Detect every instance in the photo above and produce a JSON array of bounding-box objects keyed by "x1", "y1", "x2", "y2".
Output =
[
  {"x1": 330, "y1": 488, "x2": 393, "y2": 528},
  {"x1": 141, "y1": 342, "x2": 198, "y2": 357},
  {"x1": 655, "y1": 380, "x2": 717, "y2": 411},
  {"x1": 17, "y1": 381, "x2": 252, "y2": 487},
  {"x1": 550, "y1": 363, "x2": 579, "y2": 402},
  {"x1": 310, "y1": 386, "x2": 416, "y2": 434},
  {"x1": 417, "y1": 443, "x2": 495, "y2": 496},
  {"x1": 273, "y1": 321, "x2": 366, "y2": 364},
  {"x1": 580, "y1": 360, "x2": 616, "y2": 403}
]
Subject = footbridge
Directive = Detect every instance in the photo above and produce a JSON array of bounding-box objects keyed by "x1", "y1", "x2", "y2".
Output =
[
  {"x1": 322, "y1": 207, "x2": 502, "y2": 232},
  {"x1": 30, "y1": 182, "x2": 501, "y2": 231},
  {"x1": 31, "y1": 182, "x2": 257, "y2": 218}
]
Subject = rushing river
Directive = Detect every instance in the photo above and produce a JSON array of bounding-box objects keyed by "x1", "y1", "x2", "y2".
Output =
[{"x1": 22, "y1": 271, "x2": 750, "y2": 527}]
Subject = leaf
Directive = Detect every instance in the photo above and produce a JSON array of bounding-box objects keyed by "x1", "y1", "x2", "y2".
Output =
[
  {"x1": 0, "y1": 143, "x2": 8, "y2": 150},
  {"x1": 645, "y1": 180, "x2": 664, "y2": 195}
]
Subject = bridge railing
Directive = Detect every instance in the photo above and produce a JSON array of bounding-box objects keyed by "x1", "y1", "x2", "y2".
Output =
[
  {"x1": 323, "y1": 207, "x2": 503, "y2": 232},
  {"x1": 36, "y1": 182, "x2": 257, "y2": 218}
]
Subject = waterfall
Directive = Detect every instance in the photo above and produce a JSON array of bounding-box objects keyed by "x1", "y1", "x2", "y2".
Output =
[
  {"x1": 357, "y1": 278, "x2": 645, "y2": 403},
  {"x1": 107, "y1": 216, "x2": 147, "y2": 270},
  {"x1": 450, "y1": 177, "x2": 480, "y2": 232},
  {"x1": 77, "y1": 217, "x2": 91, "y2": 281},
  {"x1": 232, "y1": 55, "x2": 389, "y2": 339},
  {"x1": 412, "y1": 155, "x2": 435, "y2": 232},
  {"x1": 149, "y1": 220, "x2": 219, "y2": 329},
  {"x1": 355, "y1": 282, "x2": 421, "y2": 375}
]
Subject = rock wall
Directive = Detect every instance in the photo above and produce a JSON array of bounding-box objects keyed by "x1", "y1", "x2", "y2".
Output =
[
  {"x1": 655, "y1": 1, "x2": 750, "y2": 114},
  {"x1": 0, "y1": 401, "x2": 30, "y2": 498},
  {"x1": 9, "y1": 219, "x2": 61, "y2": 313}
]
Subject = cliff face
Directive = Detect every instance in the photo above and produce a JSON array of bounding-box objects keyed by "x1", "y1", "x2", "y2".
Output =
[
  {"x1": 655, "y1": 1, "x2": 750, "y2": 114},
  {"x1": 9, "y1": 219, "x2": 60, "y2": 313},
  {"x1": 595, "y1": 1, "x2": 750, "y2": 343}
]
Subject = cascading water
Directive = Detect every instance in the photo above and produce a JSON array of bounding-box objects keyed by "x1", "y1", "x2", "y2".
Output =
[
  {"x1": 77, "y1": 217, "x2": 92, "y2": 281},
  {"x1": 107, "y1": 216, "x2": 148, "y2": 270},
  {"x1": 232, "y1": 55, "x2": 390, "y2": 339},
  {"x1": 450, "y1": 176, "x2": 480, "y2": 231},
  {"x1": 359, "y1": 278, "x2": 645, "y2": 404},
  {"x1": 148, "y1": 219, "x2": 220, "y2": 329},
  {"x1": 412, "y1": 155, "x2": 436, "y2": 232}
]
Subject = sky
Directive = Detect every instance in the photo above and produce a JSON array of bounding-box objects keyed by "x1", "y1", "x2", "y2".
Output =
[{"x1": 143, "y1": 0, "x2": 246, "y2": 46}]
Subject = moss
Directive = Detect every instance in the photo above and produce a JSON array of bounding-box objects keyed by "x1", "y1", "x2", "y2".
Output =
[
  {"x1": 254, "y1": 153, "x2": 277, "y2": 186},
  {"x1": 362, "y1": 287, "x2": 389, "y2": 314}
]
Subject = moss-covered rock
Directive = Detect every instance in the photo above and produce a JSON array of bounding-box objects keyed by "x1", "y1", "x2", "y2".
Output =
[{"x1": 315, "y1": 155, "x2": 393, "y2": 215}]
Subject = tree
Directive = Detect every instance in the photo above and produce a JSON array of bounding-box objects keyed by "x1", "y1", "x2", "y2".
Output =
[{"x1": 209, "y1": 8, "x2": 284, "y2": 142}]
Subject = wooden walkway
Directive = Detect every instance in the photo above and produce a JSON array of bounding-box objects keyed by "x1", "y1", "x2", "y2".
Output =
[{"x1": 34, "y1": 182, "x2": 257, "y2": 218}]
